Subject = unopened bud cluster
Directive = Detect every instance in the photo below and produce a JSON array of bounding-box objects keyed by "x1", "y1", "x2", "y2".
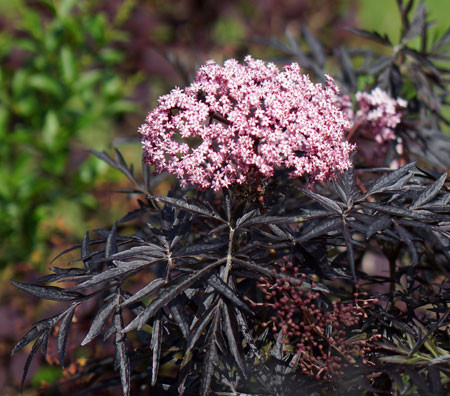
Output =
[{"x1": 253, "y1": 263, "x2": 380, "y2": 380}]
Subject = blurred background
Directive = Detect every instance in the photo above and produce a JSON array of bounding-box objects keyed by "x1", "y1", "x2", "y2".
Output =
[{"x1": 0, "y1": 0, "x2": 448, "y2": 394}]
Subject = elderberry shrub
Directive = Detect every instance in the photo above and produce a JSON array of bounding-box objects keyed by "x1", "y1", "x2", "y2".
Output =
[{"x1": 12, "y1": 2, "x2": 450, "y2": 395}]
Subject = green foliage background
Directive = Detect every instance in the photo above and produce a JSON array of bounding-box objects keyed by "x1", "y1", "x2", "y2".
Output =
[{"x1": 0, "y1": 0, "x2": 140, "y2": 269}]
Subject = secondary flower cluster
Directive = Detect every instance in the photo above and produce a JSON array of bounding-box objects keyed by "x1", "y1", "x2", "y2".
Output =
[
  {"x1": 336, "y1": 88, "x2": 407, "y2": 167},
  {"x1": 355, "y1": 88, "x2": 407, "y2": 144},
  {"x1": 139, "y1": 56, "x2": 354, "y2": 190},
  {"x1": 253, "y1": 263, "x2": 379, "y2": 380}
]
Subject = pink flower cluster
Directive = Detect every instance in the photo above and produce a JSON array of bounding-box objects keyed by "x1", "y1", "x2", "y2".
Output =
[
  {"x1": 139, "y1": 56, "x2": 354, "y2": 190},
  {"x1": 354, "y1": 88, "x2": 407, "y2": 144}
]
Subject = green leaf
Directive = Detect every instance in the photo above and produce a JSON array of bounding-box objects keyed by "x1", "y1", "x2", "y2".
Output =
[
  {"x1": 60, "y1": 46, "x2": 76, "y2": 84},
  {"x1": 14, "y1": 95, "x2": 38, "y2": 117},
  {"x1": 102, "y1": 76, "x2": 122, "y2": 97},
  {"x1": 21, "y1": 8, "x2": 43, "y2": 40},
  {"x1": 99, "y1": 48, "x2": 125, "y2": 64},
  {"x1": 56, "y1": 0, "x2": 78, "y2": 19},
  {"x1": 12, "y1": 70, "x2": 28, "y2": 98},
  {"x1": 42, "y1": 111, "x2": 60, "y2": 149},
  {"x1": 28, "y1": 74, "x2": 63, "y2": 98},
  {"x1": 31, "y1": 365, "x2": 63, "y2": 388},
  {"x1": 108, "y1": 100, "x2": 138, "y2": 114},
  {"x1": 76, "y1": 70, "x2": 102, "y2": 91}
]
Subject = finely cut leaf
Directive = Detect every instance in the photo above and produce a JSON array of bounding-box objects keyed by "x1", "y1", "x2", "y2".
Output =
[
  {"x1": 410, "y1": 172, "x2": 447, "y2": 209},
  {"x1": 169, "y1": 299, "x2": 191, "y2": 342},
  {"x1": 81, "y1": 295, "x2": 119, "y2": 346},
  {"x1": 362, "y1": 202, "x2": 444, "y2": 221},
  {"x1": 366, "y1": 215, "x2": 391, "y2": 239},
  {"x1": 429, "y1": 354, "x2": 450, "y2": 365},
  {"x1": 234, "y1": 307, "x2": 261, "y2": 360},
  {"x1": 110, "y1": 245, "x2": 166, "y2": 260},
  {"x1": 403, "y1": 3, "x2": 426, "y2": 43},
  {"x1": 113, "y1": 309, "x2": 130, "y2": 396},
  {"x1": 120, "y1": 278, "x2": 165, "y2": 307},
  {"x1": 70, "y1": 259, "x2": 160, "y2": 290},
  {"x1": 346, "y1": 27, "x2": 391, "y2": 45},
  {"x1": 57, "y1": 304, "x2": 78, "y2": 367},
  {"x1": 297, "y1": 217, "x2": 342, "y2": 242},
  {"x1": 301, "y1": 188, "x2": 343, "y2": 213},
  {"x1": 123, "y1": 259, "x2": 225, "y2": 332},
  {"x1": 361, "y1": 163, "x2": 416, "y2": 199},
  {"x1": 154, "y1": 196, "x2": 225, "y2": 222},
  {"x1": 206, "y1": 275, "x2": 252, "y2": 314},
  {"x1": 302, "y1": 26, "x2": 326, "y2": 66},
  {"x1": 151, "y1": 316, "x2": 163, "y2": 386},
  {"x1": 343, "y1": 224, "x2": 356, "y2": 281},
  {"x1": 182, "y1": 305, "x2": 218, "y2": 368},
  {"x1": 21, "y1": 333, "x2": 45, "y2": 390},
  {"x1": 106, "y1": 221, "x2": 118, "y2": 258},
  {"x1": 200, "y1": 313, "x2": 219, "y2": 396},
  {"x1": 11, "y1": 280, "x2": 84, "y2": 301},
  {"x1": 393, "y1": 220, "x2": 418, "y2": 264},
  {"x1": 81, "y1": 231, "x2": 92, "y2": 270},
  {"x1": 222, "y1": 303, "x2": 246, "y2": 377}
]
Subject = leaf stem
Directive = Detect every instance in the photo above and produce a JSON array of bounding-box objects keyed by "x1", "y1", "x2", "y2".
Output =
[{"x1": 221, "y1": 226, "x2": 235, "y2": 283}]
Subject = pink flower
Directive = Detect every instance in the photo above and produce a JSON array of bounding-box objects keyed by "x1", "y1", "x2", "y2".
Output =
[
  {"x1": 139, "y1": 56, "x2": 354, "y2": 190},
  {"x1": 335, "y1": 88, "x2": 407, "y2": 167},
  {"x1": 355, "y1": 88, "x2": 407, "y2": 144}
]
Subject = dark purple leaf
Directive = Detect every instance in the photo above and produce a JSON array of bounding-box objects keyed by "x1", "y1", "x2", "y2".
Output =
[
  {"x1": 120, "y1": 278, "x2": 165, "y2": 307},
  {"x1": 57, "y1": 304, "x2": 78, "y2": 367},
  {"x1": 123, "y1": 258, "x2": 226, "y2": 332},
  {"x1": 81, "y1": 295, "x2": 119, "y2": 345},
  {"x1": 410, "y1": 172, "x2": 448, "y2": 209},
  {"x1": 169, "y1": 299, "x2": 191, "y2": 342},
  {"x1": 346, "y1": 27, "x2": 391, "y2": 45},
  {"x1": 182, "y1": 305, "x2": 218, "y2": 368},
  {"x1": 301, "y1": 188, "x2": 343, "y2": 213},
  {"x1": 11, "y1": 280, "x2": 84, "y2": 301},
  {"x1": 111, "y1": 245, "x2": 166, "y2": 260},
  {"x1": 366, "y1": 215, "x2": 392, "y2": 239},
  {"x1": 113, "y1": 308, "x2": 130, "y2": 396},
  {"x1": 234, "y1": 307, "x2": 261, "y2": 360},
  {"x1": 362, "y1": 202, "x2": 446, "y2": 221},
  {"x1": 151, "y1": 316, "x2": 162, "y2": 386},
  {"x1": 206, "y1": 275, "x2": 252, "y2": 314},
  {"x1": 403, "y1": 3, "x2": 426, "y2": 43},
  {"x1": 361, "y1": 163, "x2": 416, "y2": 199},
  {"x1": 105, "y1": 222, "x2": 118, "y2": 258},
  {"x1": 393, "y1": 220, "x2": 418, "y2": 264},
  {"x1": 81, "y1": 231, "x2": 92, "y2": 270},
  {"x1": 302, "y1": 26, "x2": 326, "y2": 67},
  {"x1": 343, "y1": 224, "x2": 356, "y2": 281},
  {"x1": 71, "y1": 259, "x2": 160, "y2": 290},
  {"x1": 200, "y1": 313, "x2": 219, "y2": 396},
  {"x1": 235, "y1": 209, "x2": 258, "y2": 228},
  {"x1": 222, "y1": 304, "x2": 246, "y2": 377},
  {"x1": 297, "y1": 217, "x2": 342, "y2": 242},
  {"x1": 20, "y1": 332, "x2": 45, "y2": 390},
  {"x1": 11, "y1": 315, "x2": 60, "y2": 356},
  {"x1": 154, "y1": 196, "x2": 225, "y2": 222}
]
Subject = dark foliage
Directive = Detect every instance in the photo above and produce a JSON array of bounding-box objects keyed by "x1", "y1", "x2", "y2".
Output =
[
  {"x1": 11, "y1": 151, "x2": 450, "y2": 395},
  {"x1": 12, "y1": 1, "x2": 450, "y2": 395}
]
